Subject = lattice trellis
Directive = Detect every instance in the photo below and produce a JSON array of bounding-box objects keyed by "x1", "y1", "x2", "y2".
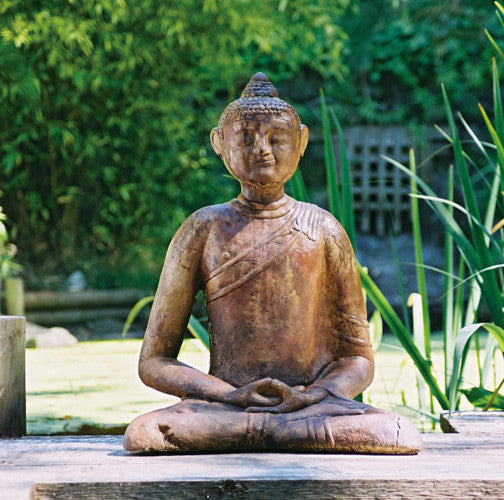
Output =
[{"x1": 341, "y1": 126, "x2": 414, "y2": 236}]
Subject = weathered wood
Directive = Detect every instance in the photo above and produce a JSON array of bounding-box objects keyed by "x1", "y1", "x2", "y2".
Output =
[
  {"x1": 440, "y1": 410, "x2": 504, "y2": 435},
  {"x1": 0, "y1": 315, "x2": 26, "y2": 437},
  {"x1": 1, "y1": 435, "x2": 504, "y2": 500},
  {"x1": 26, "y1": 307, "x2": 133, "y2": 325},
  {"x1": 24, "y1": 289, "x2": 146, "y2": 311},
  {"x1": 5, "y1": 277, "x2": 25, "y2": 316},
  {"x1": 30, "y1": 479, "x2": 504, "y2": 500}
]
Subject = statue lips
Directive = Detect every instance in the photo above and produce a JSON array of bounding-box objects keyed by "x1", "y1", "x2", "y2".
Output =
[{"x1": 251, "y1": 156, "x2": 276, "y2": 168}]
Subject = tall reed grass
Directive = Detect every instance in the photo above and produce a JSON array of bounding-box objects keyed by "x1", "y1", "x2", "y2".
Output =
[{"x1": 313, "y1": 39, "x2": 504, "y2": 414}]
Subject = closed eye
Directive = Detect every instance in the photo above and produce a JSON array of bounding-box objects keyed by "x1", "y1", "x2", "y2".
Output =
[
  {"x1": 239, "y1": 131, "x2": 253, "y2": 145},
  {"x1": 269, "y1": 132, "x2": 289, "y2": 145}
]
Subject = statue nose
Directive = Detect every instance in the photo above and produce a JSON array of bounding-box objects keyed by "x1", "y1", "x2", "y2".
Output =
[{"x1": 253, "y1": 135, "x2": 271, "y2": 155}]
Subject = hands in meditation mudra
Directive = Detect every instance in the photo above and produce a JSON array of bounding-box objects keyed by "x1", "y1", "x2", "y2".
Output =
[{"x1": 123, "y1": 73, "x2": 423, "y2": 454}]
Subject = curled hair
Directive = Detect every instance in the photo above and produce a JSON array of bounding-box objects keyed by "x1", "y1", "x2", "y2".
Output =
[{"x1": 218, "y1": 72, "x2": 300, "y2": 128}]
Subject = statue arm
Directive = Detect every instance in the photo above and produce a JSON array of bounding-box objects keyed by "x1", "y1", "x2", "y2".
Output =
[
  {"x1": 138, "y1": 210, "x2": 236, "y2": 402},
  {"x1": 307, "y1": 217, "x2": 375, "y2": 400}
]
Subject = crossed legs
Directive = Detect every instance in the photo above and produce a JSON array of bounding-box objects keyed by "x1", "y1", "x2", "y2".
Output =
[{"x1": 123, "y1": 396, "x2": 422, "y2": 454}]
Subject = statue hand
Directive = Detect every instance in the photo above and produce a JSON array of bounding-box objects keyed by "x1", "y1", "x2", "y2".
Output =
[
  {"x1": 246, "y1": 379, "x2": 327, "y2": 413},
  {"x1": 223, "y1": 378, "x2": 282, "y2": 408}
]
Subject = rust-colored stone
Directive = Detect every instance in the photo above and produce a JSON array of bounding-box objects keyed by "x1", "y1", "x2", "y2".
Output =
[{"x1": 123, "y1": 73, "x2": 423, "y2": 454}]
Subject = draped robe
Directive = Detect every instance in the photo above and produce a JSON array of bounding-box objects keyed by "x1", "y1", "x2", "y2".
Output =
[{"x1": 200, "y1": 197, "x2": 371, "y2": 389}]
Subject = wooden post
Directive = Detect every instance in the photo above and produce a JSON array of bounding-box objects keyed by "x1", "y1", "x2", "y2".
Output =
[
  {"x1": 0, "y1": 316, "x2": 26, "y2": 437},
  {"x1": 5, "y1": 277, "x2": 25, "y2": 316}
]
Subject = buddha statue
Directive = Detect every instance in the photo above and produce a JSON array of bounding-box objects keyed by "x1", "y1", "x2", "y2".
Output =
[{"x1": 123, "y1": 73, "x2": 423, "y2": 454}]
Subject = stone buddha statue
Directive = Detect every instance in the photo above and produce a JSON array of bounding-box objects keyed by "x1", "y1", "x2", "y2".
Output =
[{"x1": 123, "y1": 73, "x2": 423, "y2": 454}]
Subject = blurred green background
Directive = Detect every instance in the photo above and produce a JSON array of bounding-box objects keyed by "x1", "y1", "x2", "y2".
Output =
[{"x1": 0, "y1": 0, "x2": 499, "y2": 289}]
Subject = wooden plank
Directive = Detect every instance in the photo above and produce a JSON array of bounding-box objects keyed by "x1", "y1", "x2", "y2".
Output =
[
  {"x1": 440, "y1": 411, "x2": 504, "y2": 435},
  {"x1": 24, "y1": 289, "x2": 146, "y2": 311},
  {"x1": 2, "y1": 435, "x2": 504, "y2": 499},
  {"x1": 30, "y1": 479, "x2": 504, "y2": 500},
  {"x1": 26, "y1": 307, "x2": 133, "y2": 325},
  {"x1": 0, "y1": 315, "x2": 26, "y2": 437}
]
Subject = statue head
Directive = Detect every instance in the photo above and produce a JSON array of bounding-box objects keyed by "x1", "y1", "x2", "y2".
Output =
[{"x1": 211, "y1": 73, "x2": 309, "y2": 189}]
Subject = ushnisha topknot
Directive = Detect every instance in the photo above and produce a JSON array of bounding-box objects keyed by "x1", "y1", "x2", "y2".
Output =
[{"x1": 218, "y1": 72, "x2": 300, "y2": 128}]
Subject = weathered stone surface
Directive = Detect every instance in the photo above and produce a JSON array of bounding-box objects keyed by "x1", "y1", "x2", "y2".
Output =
[
  {"x1": 26, "y1": 322, "x2": 78, "y2": 348},
  {"x1": 124, "y1": 72, "x2": 422, "y2": 454}
]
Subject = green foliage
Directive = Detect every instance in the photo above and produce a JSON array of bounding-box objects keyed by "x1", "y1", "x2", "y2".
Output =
[
  {"x1": 450, "y1": 323, "x2": 504, "y2": 411},
  {"x1": 303, "y1": 97, "x2": 449, "y2": 409},
  {"x1": 286, "y1": 169, "x2": 309, "y2": 203},
  {"x1": 358, "y1": 259, "x2": 448, "y2": 410},
  {"x1": 122, "y1": 294, "x2": 209, "y2": 349},
  {"x1": 188, "y1": 315, "x2": 210, "y2": 349},
  {"x1": 315, "y1": 37, "x2": 504, "y2": 411},
  {"x1": 121, "y1": 295, "x2": 154, "y2": 338},
  {"x1": 3, "y1": 0, "x2": 503, "y2": 284},
  {"x1": 335, "y1": 0, "x2": 498, "y2": 124},
  {"x1": 0, "y1": 0, "x2": 350, "y2": 281},
  {"x1": 461, "y1": 385, "x2": 504, "y2": 411},
  {"x1": 379, "y1": 12, "x2": 504, "y2": 412},
  {"x1": 319, "y1": 89, "x2": 355, "y2": 246},
  {"x1": 0, "y1": 192, "x2": 21, "y2": 279}
]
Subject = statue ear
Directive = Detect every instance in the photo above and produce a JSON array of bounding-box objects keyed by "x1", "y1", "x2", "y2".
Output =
[
  {"x1": 299, "y1": 124, "x2": 309, "y2": 157},
  {"x1": 210, "y1": 128, "x2": 223, "y2": 157}
]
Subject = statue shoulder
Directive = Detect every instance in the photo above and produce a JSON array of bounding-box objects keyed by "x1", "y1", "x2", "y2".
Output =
[
  {"x1": 165, "y1": 203, "x2": 235, "y2": 271},
  {"x1": 303, "y1": 205, "x2": 346, "y2": 238},
  {"x1": 172, "y1": 203, "x2": 243, "y2": 253},
  {"x1": 287, "y1": 201, "x2": 350, "y2": 245},
  {"x1": 309, "y1": 206, "x2": 353, "y2": 253},
  {"x1": 176, "y1": 203, "x2": 232, "y2": 236}
]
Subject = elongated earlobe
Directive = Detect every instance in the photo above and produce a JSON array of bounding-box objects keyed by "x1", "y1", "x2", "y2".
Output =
[
  {"x1": 299, "y1": 125, "x2": 309, "y2": 157},
  {"x1": 210, "y1": 128, "x2": 222, "y2": 157}
]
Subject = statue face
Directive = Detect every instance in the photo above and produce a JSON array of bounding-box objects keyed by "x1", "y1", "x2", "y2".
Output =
[{"x1": 213, "y1": 112, "x2": 308, "y2": 187}]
